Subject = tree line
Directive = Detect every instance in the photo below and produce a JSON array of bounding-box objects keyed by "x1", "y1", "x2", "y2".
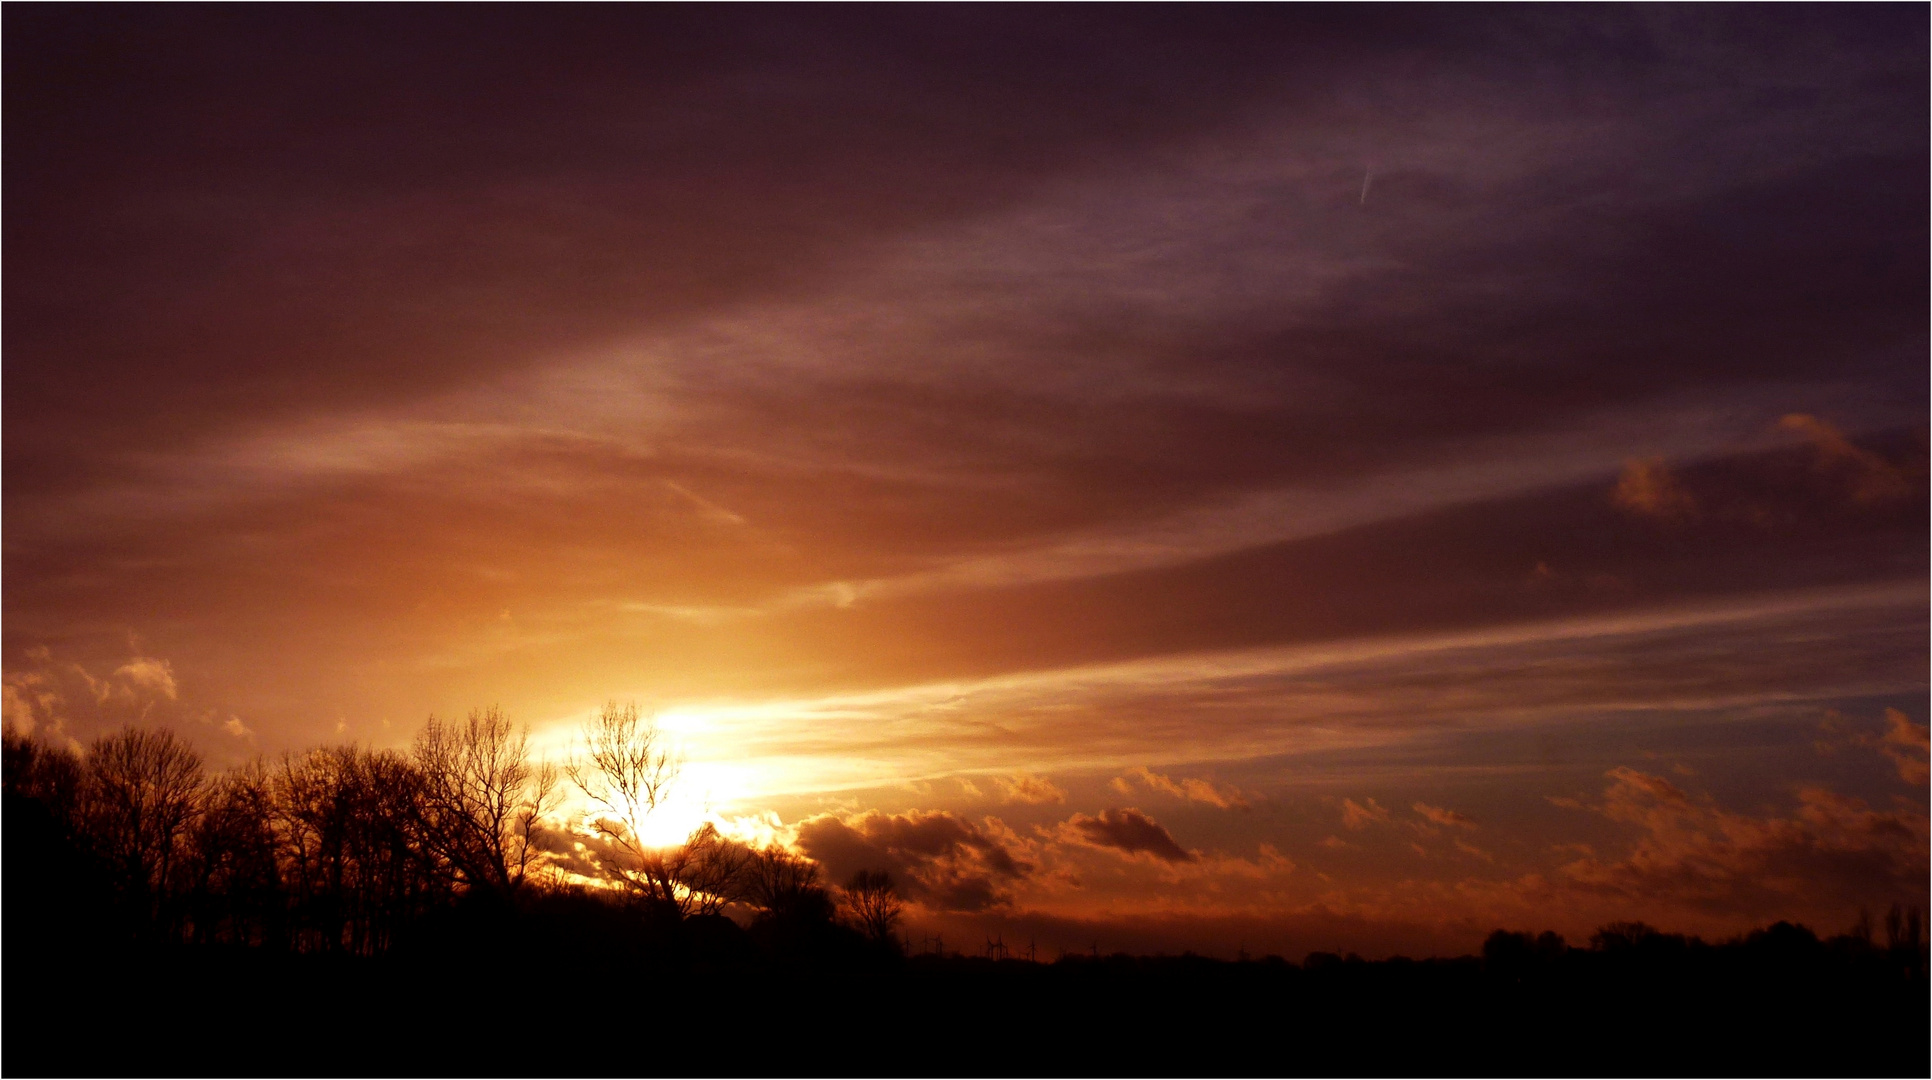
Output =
[
  {"x1": 4, "y1": 708, "x2": 1925, "y2": 1077},
  {"x1": 1, "y1": 702, "x2": 902, "y2": 956}
]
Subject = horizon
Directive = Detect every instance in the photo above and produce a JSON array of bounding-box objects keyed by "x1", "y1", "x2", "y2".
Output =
[{"x1": 4, "y1": 6, "x2": 1927, "y2": 962}]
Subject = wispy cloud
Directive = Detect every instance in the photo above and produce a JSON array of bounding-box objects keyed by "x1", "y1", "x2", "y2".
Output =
[{"x1": 1113, "y1": 767, "x2": 1249, "y2": 810}]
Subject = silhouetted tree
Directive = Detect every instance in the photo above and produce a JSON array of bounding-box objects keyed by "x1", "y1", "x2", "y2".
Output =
[
  {"x1": 564, "y1": 702, "x2": 753, "y2": 917},
  {"x1": 186, "y1": 761, "x2": 284, "y2": 947},
  {"x1": 413, "y1": 708, "x2": 558, "y2": 897},
  {"x1": 3, "y1": 725, "x2": 83, "y2": 820},
  {"x1": 631, "y1": 822, "x2": 756, "y2": 917},
  {"x1": 2, "y1": 727, "x2": 110, "y2": 946},
  {"x1": 271, "y1": 745, "x2": 449, "y2": 953},
  {"x1": 568, "y1": 700, "x2": 680, "y2": 899},
  {"x1": 1591, "y1": 921, "x2": 1663, "y2": 952},
  {"x1": 741, "y1": 843, "x2": 835, "y2": 924},
  {"x1": 79, "y1": 727, "x2": 206, "y2": 937},
  {"x1": 678, "y1": 823, "x2": 755, "y2": 915},
  {"x1": 840, "y1": 869, "x2": 904, "y2": 948}
]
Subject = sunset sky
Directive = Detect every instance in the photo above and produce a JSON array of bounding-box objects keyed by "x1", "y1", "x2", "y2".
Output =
[{"x1": 6, "y1": 6, "x2": 1926, "y2": 958}]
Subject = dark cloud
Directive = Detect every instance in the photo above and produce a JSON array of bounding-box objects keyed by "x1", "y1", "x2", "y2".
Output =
[
  {"x1": 9, "y1": 7, "x2": 1925, "y2": 511},
  {"x1": 1, "y1": 6, "x2": 1502, "y2": 484},
  {"x1": 793, "y1": 809, "x2": 1029, "y2": 911},
  {"x1": 1064, "y1": 809, "x2": 1196, "y2": 864},
  {"x1": 7, "y1": 9, "x2": 1924, "y2": 710},
  {"x1": 1558, "y1": 768, "x2": 1929, "y2": 921},
  {"x1": 526, "y1": 823, "x2": 619, "y2": 883},
  {"x1": 750, "y1": 437, "x2": 1925, "y2": 686}
]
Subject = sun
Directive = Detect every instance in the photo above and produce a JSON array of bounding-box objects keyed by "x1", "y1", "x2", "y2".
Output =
[
  {"x1": 543, "y1": 702, "x2": 771, "y2": 853},
  {"x1": 629, "y1": 781, "x2": 714, "y2": 848}
]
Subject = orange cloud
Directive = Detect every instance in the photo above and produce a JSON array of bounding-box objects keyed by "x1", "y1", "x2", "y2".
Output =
[
  {"x1": 1778, "y1": 414, "x2": 1914, "y2": 504},
  {"x1": 993, "y1": 773, "x2": 1067, "y2": 805},
  {"x1": 1116, "y1": 766, "x2": 1249, "y2": 810},
  {"x1": 1815, "y1": 707, "x2": 1928, "y2": 786},
  {"x1": 1, "y1": 648, "x2": 185, "y2": 748},
  {"x1": 1412, "y1": 802, "x2": 1478, "y2": 830},
  {"x1": 1879, "y1": 708, "x2": 1929, "y2": 787},
  {"x1": 111, "y1": 658, "x2": 179, "y2": 701},
  {"x1": 1341, "y1": 797, "x2": 1390, "y2": 830},
  {"x1": 1612, "y1": 457, "x2": 1696, "y2": 518}
]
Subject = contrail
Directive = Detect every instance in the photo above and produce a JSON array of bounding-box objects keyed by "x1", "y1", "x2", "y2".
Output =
[{"x1": 1359, "y1": 166, "x2": 1373, "y2": 206}]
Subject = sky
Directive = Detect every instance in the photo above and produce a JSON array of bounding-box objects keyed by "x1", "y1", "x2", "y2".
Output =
[{"x1": 5, "y1": 6, "x2": 1927, "y2": 958}]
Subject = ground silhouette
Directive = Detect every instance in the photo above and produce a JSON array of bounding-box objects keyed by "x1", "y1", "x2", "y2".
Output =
[{"x1": 4, "y1": 722, "x2": 1926, "y2": 1077}]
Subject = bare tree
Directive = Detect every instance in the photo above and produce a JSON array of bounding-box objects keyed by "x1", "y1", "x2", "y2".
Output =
[
  {"x1": 271, "y1": 744, "x2": 450, "y2": 953},
  {"x1": 187, "y1": 760, "x2": 283, "y2": 947},
  {"x1": 79, "y1": 727, "x2": 207, "y2": 936},
  {"x1": 637, "y1": 822, "x2": 755, "y2": 916},
  {"x1": 567, "y1": 701, "x2": 680, "y2": 896},
  {"x1": 839, "y1": 869, "x2": 904, "y2": 947},
  {"x1": 413, "y1": 707, "x2": 558, "y2": 897},
  {"x1": 742, "y1": 843, "x2": 834, "y2": 924},
  {"x1": 3, "y1": 725, "x2": 84, "y2": 825}
]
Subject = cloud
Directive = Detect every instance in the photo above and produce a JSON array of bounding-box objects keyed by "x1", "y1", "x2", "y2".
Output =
[
  {"x1": 1557, "y1": 767, "x2": 1929, "y2": 919},
  {"x1": 527, "y1": 821, "x2": 624, "y2": 881},
  {"x1": 1612, "y1": 458, "x2": 1696, "y2": 519},
  {"x1": 1115, "y1": 767, "x2": 1249, "y2": 810},
  {"x1": 1779, "y1": 414, "x2": 1915, "y2": 504},
  {"x1": 0, "y1": 691, "x2": 30, "y2": 737},
  {"x1": 3, "y1": 677, "x2": 51, "y2": 739},
  {"x1": 1879, "y1": 708, "x2": 1929, "y2": 786},
  {"x1": 1816, "y1": 707, "x2": 1929, "y2": 786},
  {"x1": 1412, "y1": 802, "x2": 1477, "y2": 830},
  {"x1": 1, "y1": 649, "x2": 185, "y2": 743},
  {"x1": 1061, "y1": 808, "x2": 1196, "y2": 864},
  {"x1": 222, "y1": 716, "x2": 255, "y2": 741},
  {"x1": 992, "y1": 773, "x2": 1066, "y2": 805},
  {"x1": 1341, "y1": 797, "x2": 1390, "y2": 831},
  {"x1": 794, "y1": 809, "x2": 1030, "y2": 911},
  {"x1": 112, "y1": 657, "x2": 178, "y2": 700}
]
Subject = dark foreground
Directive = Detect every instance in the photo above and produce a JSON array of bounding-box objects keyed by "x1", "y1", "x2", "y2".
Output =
[
  {"x1": 7, "y1": 920, "x2": 1926, "y2": 1078},
  {"x1": 4, "y1": 739, "x2": 1925, "y2": 1077}
]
